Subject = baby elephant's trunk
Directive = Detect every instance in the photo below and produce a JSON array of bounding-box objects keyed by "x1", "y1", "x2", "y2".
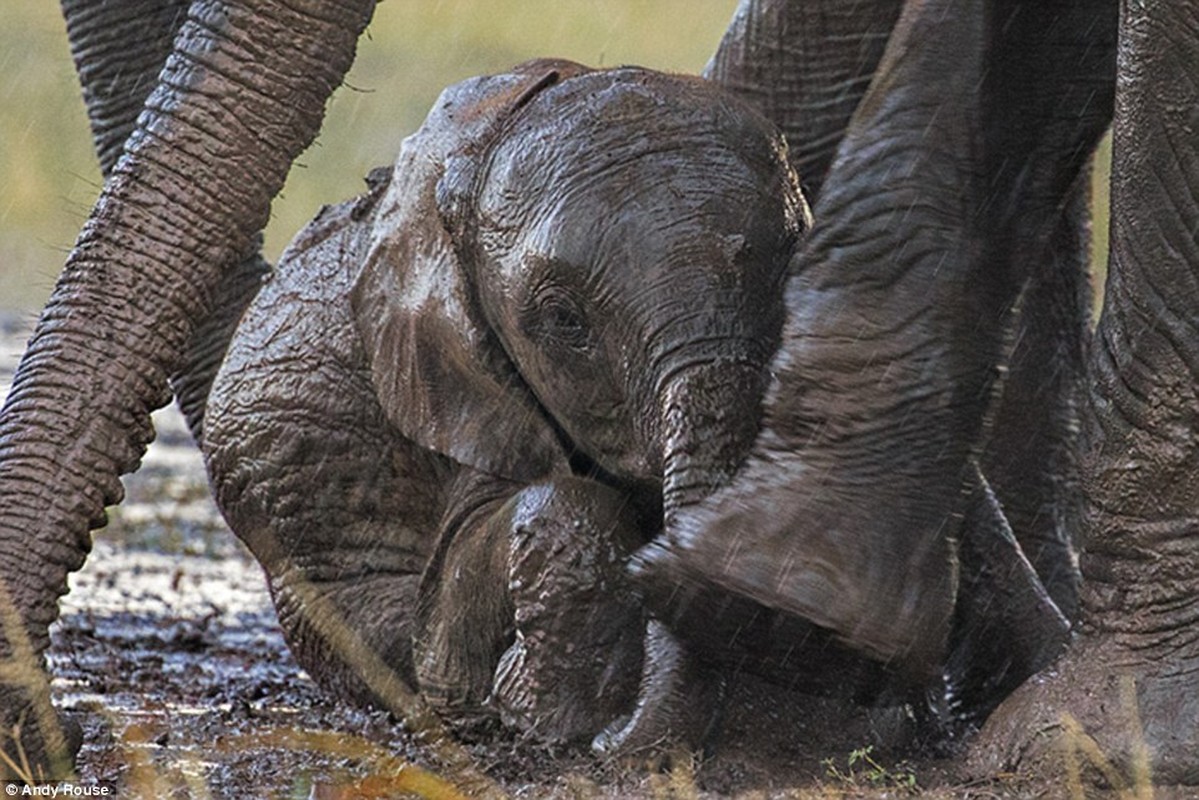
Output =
[{"x1": 658, "y1": 359, "x2": 768, "y2": 514}]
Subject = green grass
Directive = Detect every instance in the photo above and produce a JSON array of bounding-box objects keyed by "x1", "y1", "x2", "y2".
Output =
[
  {"x1": 0, "y1": 3, "x2": 100, "y2": 311},
  {"x1": 0, "y1": 1, "x2": 739, "y2": 313}
]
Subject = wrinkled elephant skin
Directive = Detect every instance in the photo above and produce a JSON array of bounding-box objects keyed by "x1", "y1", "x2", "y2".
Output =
[{"x1": 203, "y1": 60, "x2": 807, "y2": 746}]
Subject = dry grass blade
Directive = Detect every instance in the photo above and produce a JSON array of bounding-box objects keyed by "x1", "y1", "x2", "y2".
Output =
[
  {"x1": 221, "y1": 727, "x2": 472, "y2": 800},
  {"x1": 1120, "y1": 675, "x2": 1153, "y2": 800},
  {"x1": 272, "y1": 566, "x2": 506, "y2": 798},
  {"x1": 1061, "y1": 711, "x2": 1127, "y2": 795},
  {"x1": 0, "y1": 575, "x2": 72, "y2": 781},
  {"x1": 1060, "y1": 677, "x2": 1156, "y2": 800}
]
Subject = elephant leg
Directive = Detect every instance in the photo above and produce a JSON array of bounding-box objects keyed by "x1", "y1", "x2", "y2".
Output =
[
  {"x1": 969, "y1": 0, "x2": 1199, "y2": 788},
  {"x1": 980, "y1": 177, "x2": 1093, "y2": 623},
  {"x1": 920, "y1": 177, "x2": 1095, "y2": 741},
  {"x1": 590, "y1": 620, "x2": 726, "y2": 758},
  {"x1": 923, "y1": 463, "x2": 1069, "y2": 739},
  {"x1": 408, "y1": 470, "x2": 520, "y2": 732},
  {"x1": 416, "y1": 476, "x2": 647, "y2": 744},
  {"x1": 203, "y1": 188, "x2": 452, "y2": 712},
  {"x1": 703, "y1": 0, "x2": 903, "y2": 202}
]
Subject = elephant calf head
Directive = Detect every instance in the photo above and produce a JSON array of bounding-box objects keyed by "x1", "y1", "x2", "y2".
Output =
[{"x1": 352, "y1": 60, "x2": 809, "y2": 498}]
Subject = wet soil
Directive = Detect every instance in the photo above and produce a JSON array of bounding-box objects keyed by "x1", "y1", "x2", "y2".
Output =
[{"x1": 0, "y1": 314, "x2": 1132, "y2": 798}]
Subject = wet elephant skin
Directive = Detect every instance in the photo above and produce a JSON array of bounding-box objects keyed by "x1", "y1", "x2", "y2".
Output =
[
  {"x1": 9, "y1": 0, "x2": 1199, "y2": 790},
  {"x1": 202, "y1": 60, "x2": 808, "y2": 747}
]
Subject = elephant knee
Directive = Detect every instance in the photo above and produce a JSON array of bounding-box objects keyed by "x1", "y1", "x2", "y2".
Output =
[
  {"x1": 493, "y1": 478, "x2": 649, "y2": 742},
  {"x1": 415, "y1": 476, "x2": 651, "y2": 742},
  {"x1": 504, "y1": 478, "x2": 644, "y2": 611},
  {"x1": 270, "y1": 569, "x2": 422, "y2": 712}
]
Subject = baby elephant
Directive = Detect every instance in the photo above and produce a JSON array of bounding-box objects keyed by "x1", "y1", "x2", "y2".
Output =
[{"x1": 202, "y1": 59, "x2": 807, "y2": 745}]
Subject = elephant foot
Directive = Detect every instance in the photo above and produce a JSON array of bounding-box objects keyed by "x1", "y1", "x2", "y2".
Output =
[
  {"x1": 484, "y1": 478, "x2": 647, "y2": 744},
  {"x1": 965, "y1": 634, "x2": 1199, "y2": 790},
  {"x1": 591, "y1": 620, "x2": 724, "y2": 759},
  {"x1": 634, "y1": 447, "x2": 958, "y2": 683},
  {"x1": 933, "y1": 463, "x2": 1071, "y2": 734},
  {"x1": 491, "y1": 620, "x2": 644, "y2": 745}
]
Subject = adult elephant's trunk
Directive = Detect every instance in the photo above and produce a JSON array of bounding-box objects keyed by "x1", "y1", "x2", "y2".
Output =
[
  {"x1": 61, "y1": 0, "x2": 189, "y2": 178},
  {"x1": 60, "y1": 0, "x2": 270, "y2": 445},
  {"x1": 0, "y1": 0, "x2": 375, "y2": 773}
]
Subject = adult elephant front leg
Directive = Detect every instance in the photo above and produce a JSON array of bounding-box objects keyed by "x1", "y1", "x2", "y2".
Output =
[
  {"x1": 0, "y1": 0, "x2": 375, "y2": 776},
  {"x1": 970, "y1": 2, "x2": 1199, "y2": 787},
  {"x1": 638, "y1": 0, "x2": 997, "y2": 684},
  {"x1": 972, "y1": 0, "x2": 1116, "y2": 627},
  {"x1": 639, "y1": 0, "x2": 1115, "y2": 706},
  {"x1": 925, "y1": 0, "x2": 1115, "y2": 731}
]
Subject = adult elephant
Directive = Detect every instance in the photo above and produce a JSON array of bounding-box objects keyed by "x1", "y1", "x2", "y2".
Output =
[
  {"x1": 965, "y1": 2, "x2": 1199, "y2": 786},
  {"x1": 644, "y1": 0, "x2": 1111, "y2": 733},
  {"x1": 640, "y1": 0, "x2": 1199, "y2": 787}
]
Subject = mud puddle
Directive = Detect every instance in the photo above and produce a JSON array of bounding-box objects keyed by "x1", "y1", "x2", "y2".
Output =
[{"x1": 4, "y1": 316, "x2": 1024, "y2": 798}]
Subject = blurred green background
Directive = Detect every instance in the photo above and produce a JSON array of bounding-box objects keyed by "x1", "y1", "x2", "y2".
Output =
[
  {"x1": 0, "y1": 1, "x2": 740, "y2": 313},
  {"x1": 1, "y1": 1, "x2": 1108, "y2": 317}
]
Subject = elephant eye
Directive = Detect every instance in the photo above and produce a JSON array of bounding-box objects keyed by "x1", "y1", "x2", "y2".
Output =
[{"x1": 533, "y1": 288, "x2": 592, "y2": 351}]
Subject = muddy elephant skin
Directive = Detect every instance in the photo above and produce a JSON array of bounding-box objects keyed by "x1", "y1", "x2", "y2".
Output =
[
  {"x1": 5, "y1": 0, "x2": 1199, "y2": 790},
  {"x1": 202, "y1": 60, "x2": 808, "y2": 746}
]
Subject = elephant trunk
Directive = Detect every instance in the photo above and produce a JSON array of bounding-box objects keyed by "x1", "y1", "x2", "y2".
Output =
[
  {"x1": 0, "y1": 0, "x2": 374, "y2": 774},
  {"x1": 61, "y1": 0, "x2": 272, "y2": 448},
  {"x1": 61, "y1": 0, "x2": 190, "y2": 178},
  {"x1": 657, "y1": 360, "x2": 767, "y2": 514}
]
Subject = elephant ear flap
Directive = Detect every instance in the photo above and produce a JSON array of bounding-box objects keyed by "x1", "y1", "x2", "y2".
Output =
[
  {"x1": 350, "y1": 62, "x2": 588, "y2": 482},
  {"x1": 432, "y1": 62, "x2": 578, "y2": 244}
]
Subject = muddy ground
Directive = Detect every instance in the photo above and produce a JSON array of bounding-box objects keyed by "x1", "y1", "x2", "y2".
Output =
[{"x1": 0, "y1": 312, "x2": 1141, "y2": 799}]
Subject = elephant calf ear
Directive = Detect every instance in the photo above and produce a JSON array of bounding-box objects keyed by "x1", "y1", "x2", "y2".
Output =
[{"x1": 350, "y1": 62, "x2": 586, "y2": 483}]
